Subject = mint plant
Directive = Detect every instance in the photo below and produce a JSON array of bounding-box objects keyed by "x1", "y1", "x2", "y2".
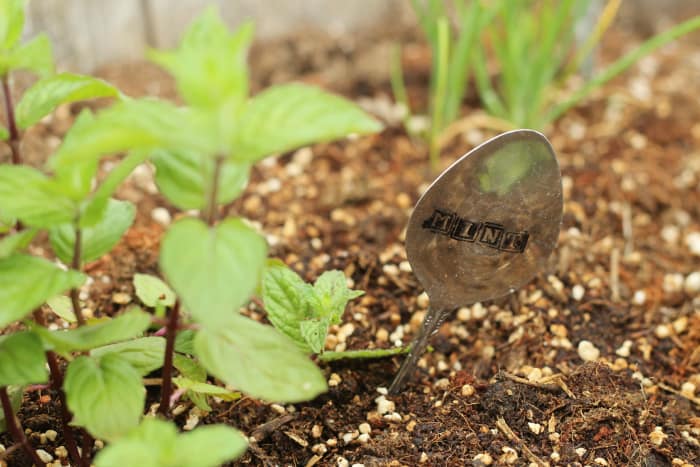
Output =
[
  {"x1": 1, "y1": 1, "x2": 133, "y2": 465},
  {"x1": 22, "y1": 7, "x2": 378, "y2": 466},
  {"x1": 1, "y1": 3, "x2": 381, "y2": 465},
  {"x1": 263, "y1": 262, "x2": 409, "y2": 362}
]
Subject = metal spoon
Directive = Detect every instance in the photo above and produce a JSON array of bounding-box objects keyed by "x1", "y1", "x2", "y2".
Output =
[{"x1": 389, "y1": 129, "x2": 563, "y2": 394}]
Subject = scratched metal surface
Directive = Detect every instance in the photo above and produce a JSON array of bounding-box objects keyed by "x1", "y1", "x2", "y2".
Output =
[{"x1": 406, "y1": 129, "x2": 563, "y2": 309}]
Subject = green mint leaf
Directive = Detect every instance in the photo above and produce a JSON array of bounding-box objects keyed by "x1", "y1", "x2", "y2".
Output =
[
  {"x1": 0, "y1": 331, "x2": 48, "y2": 386},
  {"x1": 160, "y1": 218, "x2": 267, "y2": 328},
  {"x1": 0, "y1": 254, "x2": 85, "y2": 328},
  {"x1": 231, "y1": 83, "x2": 382, "y2": 163},
  {"x1": 0, "y1": 0, "x2": 25, "y2": 50},
  {"x1": 299, "y1": 318, "x2": 328, "y2": 354},
  {"x1": 185, "y1": 391, "x2": 211, "y2": 412},
  {"x1": 46, "y1": 294, "x2": 76, "y2": 322},
  {"x1": 0, "y1": 228, "x2": 37, "y2": 259},
  {"x1": 0, "y1": 164, "x2": 77, "y2": 227},
  {"x1": 6, "y1": 33, "x2": 53, "y2": 76},
  {"x1": 50, "y1": 198, "x2": 135, "y2": 265},
  {"x1": 90, "y1": 337, "x2": 166, "y2": 376},
  {"x1": 173, "y1": 353, "x2": 206, "y2": 382},
  {"x1": 16, "y1": 73, "x2": 120, "y2": 129},
  {"x1": 94, "y1": 418, "x2": 247, "y2": 467},
  {"x1": 173, "y1": 376, "x2": 240, "y2": 399},
  {"x1": 174, "y1": 330, "x2": 195, "y2": 355},
  {"x1": 175, "y1": 423, "x2": 248, "y2": 467},
  {"x1": 0, "y1": 385, "x2": 23, "y2": 434},
  {"x1": 148, "y1": 8, "x2": 252, "y2": 109},
  {"x1": 133, "y1": 273, "x2": 176, "y2": 308},
  {"x1": 173, "y1": 373, "x2": 241, "y2": 412},
  {"x1": 262, "y1": 263, "x2": 314, "y2": 352},
  {"x1": 49, "y1": 99, "x2": 213, "y2": 179},
  {"x1": 81, "y1": 150, "x2": 150, "y2": 227},
  {"x1": 64, "y1": 354, "x2": 145, "y2": 441},
  {"x1": 194, "y1": 314, "x2": 327, "y2": 403},
  {"x1": 152, "y1": 149, "x2": 250, "y2": 210},
  {"x1": 47, "y1": 110, "x2": 101, "y2": 199},
  {"x1": 308, "y1": 270, "x2": 364, "y2": 324},
  {"x1": 32, "y1": 307, "x2": 151, "y2": 354}
]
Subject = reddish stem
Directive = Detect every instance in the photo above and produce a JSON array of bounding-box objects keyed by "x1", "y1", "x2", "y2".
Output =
[
  {"x1": 158, "y1": 301, "x2": 180, "y2": 417},
  {"x1": 0, "y1": 386, "x2": 46, "y2": 466},
  {"x1": 1, "y1": 75, "x2": 21, "y2": 165},
  {"x1": 32, "y1": 310, "x2": 83, "y2": 465}
]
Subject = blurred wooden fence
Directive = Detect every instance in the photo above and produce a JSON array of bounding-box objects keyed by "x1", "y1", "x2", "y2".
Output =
[
  {"x1": 23, "y1": 0, "x2": 698, "y2": 73},
  {"x1": 24, "y1": 0, "x2": 407, "y2": 72}
]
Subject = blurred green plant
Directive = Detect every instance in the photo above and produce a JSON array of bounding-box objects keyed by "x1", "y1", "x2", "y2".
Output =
[
  {"x1": 474, "y1": 0, "x2": 700, "y2": 128},
  {"x1": 395, "y1": 0, "x2": 700, "y2": 167},
  {"x1": 392, "y1": 0, "x2": 492, "y2": 171}
]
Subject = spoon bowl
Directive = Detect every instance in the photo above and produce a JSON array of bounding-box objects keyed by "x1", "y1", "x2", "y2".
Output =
[{"x1": 389, "y1": 129, "x2": 563, "y2": 394}]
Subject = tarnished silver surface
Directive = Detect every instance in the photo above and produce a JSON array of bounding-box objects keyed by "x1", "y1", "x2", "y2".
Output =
[{"x1": 389, "y1": 129, "x2": 563, "y2": 394}]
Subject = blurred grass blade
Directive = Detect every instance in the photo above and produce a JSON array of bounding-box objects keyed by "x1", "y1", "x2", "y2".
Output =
[
  {"x1": 390, "y1": 43, "x2": 411, "y2": 126},
  {"x1": 564, "y1": 0, "x2": 622, "y2": 80},
  {"x1": 428, "y1": 17, "x2": 449, "y2": 171},
  {"x1": 547, "y1": 14, "x2": 700, "y2": 124}
]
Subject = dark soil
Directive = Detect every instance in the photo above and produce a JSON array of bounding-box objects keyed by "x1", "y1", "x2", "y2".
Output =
[{"x1": 2, "y1": 21, "x2": 700, "y2": 467}]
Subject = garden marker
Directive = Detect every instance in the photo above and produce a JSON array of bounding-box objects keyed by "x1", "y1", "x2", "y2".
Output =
[{"x1": 389, "y1": 129, "x2": 563, "y2": 394}]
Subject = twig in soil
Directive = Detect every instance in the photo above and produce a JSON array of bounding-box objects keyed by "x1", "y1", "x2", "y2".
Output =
[
  {"x1": 501, "y1": 372, "x2": 576, "y2": 399},
  {"x1": 0, "y1": 387, "x2": 46, "y2": 466},
  {"x1": 658, "y1": 382, "x2": 700, "y2": 407},
  {"x1": 304, "y1": 454, "x2": 323, "y2": 467},
  {"x1": 246, "y1": 442, "x2": 277, "y2": 467},
  {"x1": 557, "y1": 244, "x2": 571, "y2": 277},
  {"x1": 250, "y1": 414, "x2": 295, "y2": 443},
  {"x1": 158, "y1": 301, "x2": 180, "y2": 418},
  {"x1": 610, "y1": 247, "x2": 620, "y2": 302},
  {"x1": 622, "y1": 202, "x2": 633, "y2": 257},
  {"x1": 0, "y1": 442, "x2": 20, "y2": 462},
  {"x1": 495, "y1": 417, "x2": 547, "y2": 467}
]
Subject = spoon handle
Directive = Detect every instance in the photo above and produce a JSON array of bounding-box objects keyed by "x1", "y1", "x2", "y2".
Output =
[{"x1": 388, "y1": 306, "x2": 450, "y2": 394}]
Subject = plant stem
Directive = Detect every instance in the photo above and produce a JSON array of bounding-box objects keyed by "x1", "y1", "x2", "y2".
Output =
[
  {"x1": 204, "y1": 156, "x2": 224, "y2": 226},
  {"x1": 158, "y1": 301, "x2": 180, "y2": 418},
  {"x1": 428, "y1": 18, "x2": 449, "y2": 173},
  {"x1": 318, "y1": 345, "x2": 411, "y2": 362},
  {"x1": 69, "y1": 226, "x2": 87, "y2": 326},
  {"x1": 0, "y1": 387, "x2": 46, "y2": 466},
  {"x1": 70, "y1": 222, "x2": 96, "y2": 464},
  {"x1": 32, "y1": 310, "x2": 83, "y2": 465},
  {"x1": 80, "y1": 433, "x2": 94, "y2": 467},
  {"x1": 1, "y1": 74, "x2": 21, "y2": 165}
]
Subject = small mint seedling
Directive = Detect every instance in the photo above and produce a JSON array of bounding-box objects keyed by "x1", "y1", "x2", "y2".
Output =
[
  {"x1": 262, "y1": 262, "x2": 409, "y2": 361},
  {"x1": 263, "y1": 262, "x2": 363, "y2": 354}
]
